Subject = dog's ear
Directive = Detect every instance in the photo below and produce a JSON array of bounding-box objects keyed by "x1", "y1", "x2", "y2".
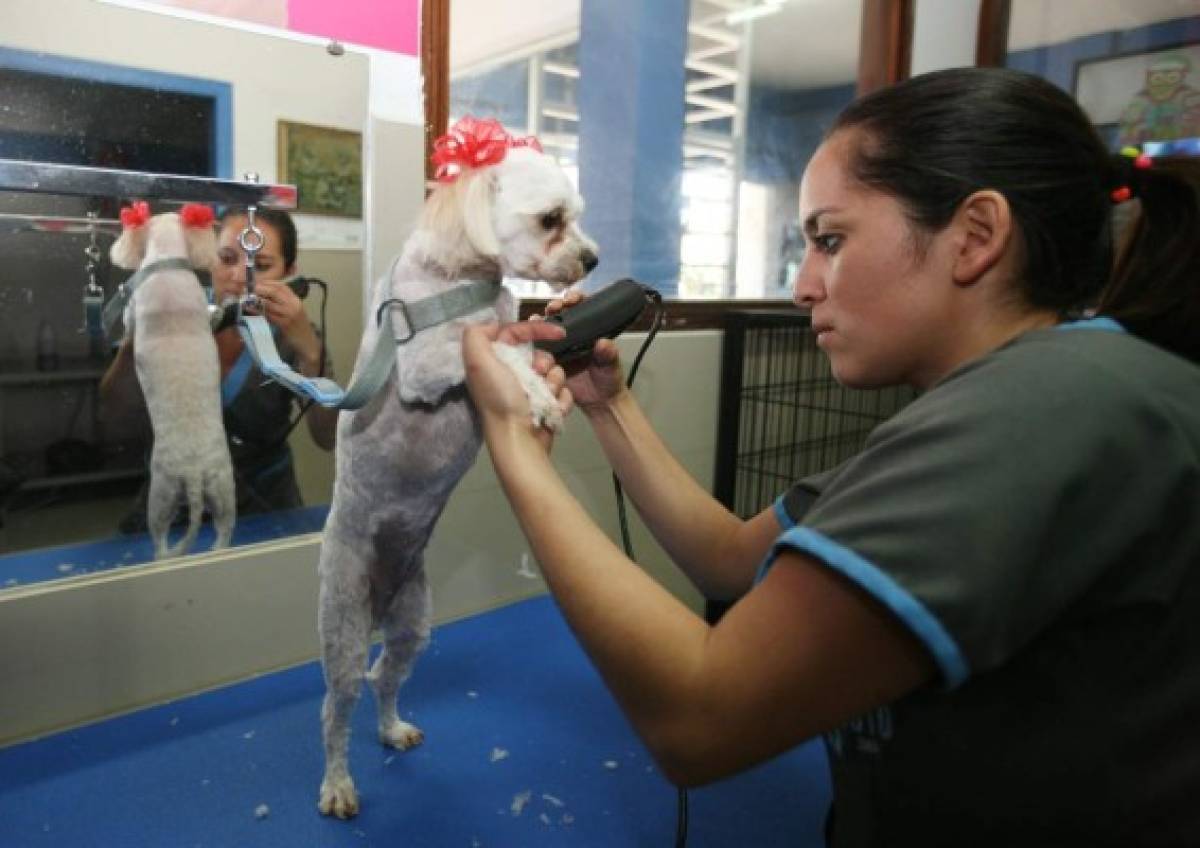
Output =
[
  {"x1": 110, "y1": 222, "x2": 149, "y2": 269},
  {"x1": 184, "y1": 224, "x2": 218, "y2": 270},
  {"x1": 460, "y1": 169, "x2": 500, "y2": 259},
  {"x1": 179, "y1": 204, "x2": 218, "y2": 269}
]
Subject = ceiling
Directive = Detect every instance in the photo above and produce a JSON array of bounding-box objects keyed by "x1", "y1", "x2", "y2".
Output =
[{"x1": 451, "y1": 0, "x2": 1196, "y2": 90}]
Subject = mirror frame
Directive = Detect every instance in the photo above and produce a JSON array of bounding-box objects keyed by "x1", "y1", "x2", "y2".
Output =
[{"x1": 422, "y1": 0, "x2": 451, "y2": 183}]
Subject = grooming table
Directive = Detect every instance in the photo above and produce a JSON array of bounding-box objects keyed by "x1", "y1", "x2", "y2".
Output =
[{"x1": 0, "y1": 595, "x2": 831, "y2": 847}]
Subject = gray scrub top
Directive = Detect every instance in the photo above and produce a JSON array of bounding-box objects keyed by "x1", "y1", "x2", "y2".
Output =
[{"x1": 764, "y1": 318, "x2": 1200, "y2": 846}]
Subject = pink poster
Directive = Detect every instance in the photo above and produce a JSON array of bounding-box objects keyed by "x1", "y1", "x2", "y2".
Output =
[
  {"x1": 141, "y1": 0, "x2": 419, "y2": 56},
  {"x1": 287, "y1": 0, "x2": 420, "y2": 56}
]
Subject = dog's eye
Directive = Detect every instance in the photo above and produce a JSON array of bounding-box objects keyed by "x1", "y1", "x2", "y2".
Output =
[{"x1": 540, "y1": 210, "x2": 564, "y2": 230}]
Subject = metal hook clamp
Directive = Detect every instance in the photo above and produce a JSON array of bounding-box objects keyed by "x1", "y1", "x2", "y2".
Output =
[{"x1": 238, "y1": 204, "x2": 264, "y2": 300}]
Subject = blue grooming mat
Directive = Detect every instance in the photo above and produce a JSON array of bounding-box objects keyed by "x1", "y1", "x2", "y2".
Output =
[
  {"x1": 0, "y1": 594, "x2": 831, "y2": 847},
  {"x1": 0, "y1": 504, "x2": 330, "y2": 589}
]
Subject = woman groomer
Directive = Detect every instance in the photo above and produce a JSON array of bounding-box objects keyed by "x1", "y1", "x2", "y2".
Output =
[
  {"x1": 101, "y1": 208, "x2": 336, "y2": 524},
  {"x1": 463, "y1": 67, "x2": 1200, "y2": 845}
]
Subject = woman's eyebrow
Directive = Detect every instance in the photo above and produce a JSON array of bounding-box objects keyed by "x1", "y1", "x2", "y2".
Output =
[{"x1": 803, "y1": 206, "x2": 842, "y2": 236}]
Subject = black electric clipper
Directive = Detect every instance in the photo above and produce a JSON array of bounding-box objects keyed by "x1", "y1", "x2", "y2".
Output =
[{"x1": 535, "y1": 278, "x2": 652, "y2": 362}]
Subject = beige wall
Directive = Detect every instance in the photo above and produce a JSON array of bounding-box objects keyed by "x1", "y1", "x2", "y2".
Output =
[{"x1": 0, "y1": 329, "x2": 722, "y2": 745}]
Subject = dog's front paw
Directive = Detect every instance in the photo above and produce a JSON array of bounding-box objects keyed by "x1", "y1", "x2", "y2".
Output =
[
  {"x1": 529, "y1": 394, "x2": 564, "y2": 434},
  {"x1": 490, "y1": 341, "x2": 564, "y2": 434},
  {"x1": 318, "y1": 774, "x2": 360, "y2": 819},
  {"x1": 380, "y1": 719, "x2": 424, "y2": 751}
]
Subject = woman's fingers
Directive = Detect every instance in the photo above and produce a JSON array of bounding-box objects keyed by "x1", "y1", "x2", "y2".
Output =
[
  {"x1": 545, "y1": 364, "x2": 566, "y2": 394},
  {"x1": 495, "y1": 320, "x2": 565, "y2": 347},
  {"x1": 556, "y1": 386, "x2": 574, "y2": 418},
  {"x1": 532, "y1": 350, "x2": 556, "y2": 374},
  {"x1": 543, "y1": 288, "x2": 584, "y2": 317}
]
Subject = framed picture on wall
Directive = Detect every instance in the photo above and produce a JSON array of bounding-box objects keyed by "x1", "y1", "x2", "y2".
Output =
[
  {"x1": 1072, "y1": 43, "x2": 1200, "y2": 150},
  {"x1": 276, "y1": 120, "x2": 363, "y2": 218}
]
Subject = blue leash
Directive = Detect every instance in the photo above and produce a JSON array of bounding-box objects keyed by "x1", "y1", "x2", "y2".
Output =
[{"x1": 236, "y1": 278, "x2": 502, "y2": 411}]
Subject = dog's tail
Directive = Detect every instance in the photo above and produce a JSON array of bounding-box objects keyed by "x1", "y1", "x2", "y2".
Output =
[{"x1": 162, "y1": 472, "x2": 206, "y2": 558}]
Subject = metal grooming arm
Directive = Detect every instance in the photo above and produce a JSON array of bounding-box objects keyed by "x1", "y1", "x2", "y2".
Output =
[{"x1": 0, "y1": 159, "x2": 297, "y2": 209}]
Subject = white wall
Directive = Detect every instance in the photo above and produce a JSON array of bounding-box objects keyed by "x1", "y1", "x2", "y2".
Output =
[{"x1": 911, "y1": 0, "x2": 983, "y2": 77}]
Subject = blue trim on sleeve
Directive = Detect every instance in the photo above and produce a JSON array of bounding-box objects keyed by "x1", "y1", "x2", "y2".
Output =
[
  {"x1": 761, "y1": 527, "x2": 970, "y2": 688},
  {"x1": 773, "y1": 495, "x2": 795, "y2": 530},
  {"x1": 1057, "y1": 316, "x2": 1125, "y2": 333}
]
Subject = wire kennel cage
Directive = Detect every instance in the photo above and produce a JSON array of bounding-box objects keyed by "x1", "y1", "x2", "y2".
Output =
[{"x1": 713, "y1": 310, "x2": 915, "y2": 519}]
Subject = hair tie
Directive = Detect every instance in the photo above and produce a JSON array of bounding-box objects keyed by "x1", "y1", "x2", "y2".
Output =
[{"x1": 1110, "y1": 146, "x2": 1153, "y2": 205}]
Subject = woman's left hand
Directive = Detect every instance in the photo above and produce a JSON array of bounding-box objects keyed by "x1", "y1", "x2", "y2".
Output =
[
  {"x1": 463, "y1": 321, "x2": 571, "y2": 450},
  {"x1": 253, "y1": 278, "x2": 323, "y2": 372}
]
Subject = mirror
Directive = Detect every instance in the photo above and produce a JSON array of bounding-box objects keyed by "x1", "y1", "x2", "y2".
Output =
[
  {"x1": 448, "y1": 0, "x2": 863, "y2": 300},
  {"x1": 0, "y1": 0, "x2": 394, "y2": 586}
]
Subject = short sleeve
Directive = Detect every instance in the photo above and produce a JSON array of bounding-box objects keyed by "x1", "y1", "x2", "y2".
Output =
[
  {"x1": 773, "y1": 463, "x2": 850, "y2": 530},
  {"x1": 758, "y1": 338, "x2": 1199, "y2": 688}
]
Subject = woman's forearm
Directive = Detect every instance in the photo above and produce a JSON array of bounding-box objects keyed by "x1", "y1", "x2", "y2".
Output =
[
  {"x1": 305, "y1": 404, "x2": 338, "y2": 450},
  {"x1": 580, "y1": 390, "x2": 773, "y2": 600},
  {"x1": 97, "y1": 340, "x2": 146, "y2": 426},
  {"x1": 485, "y1": 422, "x2": 713, "y2": 748}
]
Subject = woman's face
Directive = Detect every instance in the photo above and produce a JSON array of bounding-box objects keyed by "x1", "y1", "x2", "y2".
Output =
[
  {"x1": 792, "y1": 129, "x2": 958, "y2": 390},
  {"x1": 212, "y1": 215, "x2": 293, "y2": 303}
]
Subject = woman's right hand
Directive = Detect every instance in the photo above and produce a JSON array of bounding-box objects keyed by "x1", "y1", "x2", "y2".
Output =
[{"x1": 541, "y1": 290, "x2": 627, "y2": 414}]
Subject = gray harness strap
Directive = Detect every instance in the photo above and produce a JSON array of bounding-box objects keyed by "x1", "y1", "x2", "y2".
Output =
[
  {"x1": 238, "y1": 278, "x2": 501, "y2": 411},
  {"x1": 101, "y1": 256, "x2": 194, "y2": 336}
]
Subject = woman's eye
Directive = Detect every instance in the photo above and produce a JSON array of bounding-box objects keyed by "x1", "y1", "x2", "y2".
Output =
[
  {"x1": 217, "y1": 249, "x2": 239, "y2": 266},
  {"x1": 813, "y1": 234, "x2": 842, "y2": 254},
  {"x1": 540, "y1": 211, "x2": 563, "y2": 230}
]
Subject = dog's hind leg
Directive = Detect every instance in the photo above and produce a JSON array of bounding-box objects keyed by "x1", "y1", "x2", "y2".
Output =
[
  {"x1": 367, "y1": 566, "x2": 432, "y2": 751},
  {"x1": 317, "y1": 538, "x2": 373, "y2": 819},
  {"x1": 207, "y1": 467, "x2": 236, "y2": 551},
  {"x1": 162, "y1": 473, "x2": 205, "y2": 558},
  {"x1": 147, "y1": 472, "x2": 181, "y2": 560}
]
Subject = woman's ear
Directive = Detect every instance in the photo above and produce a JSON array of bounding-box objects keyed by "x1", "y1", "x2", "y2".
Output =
[{"x1": 951, "y1": 189, "x2": 1013, "y2": 286}]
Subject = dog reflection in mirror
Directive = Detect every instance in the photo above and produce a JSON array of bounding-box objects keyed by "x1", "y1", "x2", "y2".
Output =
[
  {"x1": 317, "y1": 118, "x2": 598, "y2": 819},
  {"x1": 110, "y1": 202, "x2": 236, "y2": 559}
]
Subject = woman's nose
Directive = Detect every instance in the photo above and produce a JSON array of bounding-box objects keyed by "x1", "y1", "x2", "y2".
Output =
[
  {"x1": 791, "y1": 257, "x2": 823, "y2": 308},
  {"x1": 224, "y1": 259, "x2": 246, "y2": 286}
]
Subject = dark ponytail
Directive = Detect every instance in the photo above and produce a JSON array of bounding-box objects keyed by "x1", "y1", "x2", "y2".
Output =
[
  {"x1": 1099, "y1": 155, "x2": 1200, "y2": 363},
  {"x1": 830, "y1": 67, "x2": 1200, "y2": 364}
]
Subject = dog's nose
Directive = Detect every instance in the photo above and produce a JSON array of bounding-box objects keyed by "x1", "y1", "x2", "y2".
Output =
[{"x1": 580, "y1": 249, "x2": 599, "y2": 273}]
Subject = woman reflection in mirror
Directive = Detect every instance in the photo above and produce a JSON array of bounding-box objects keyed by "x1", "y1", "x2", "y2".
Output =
[{"x1": 100, "y1": 208, "x2": 336, "y2": 531}]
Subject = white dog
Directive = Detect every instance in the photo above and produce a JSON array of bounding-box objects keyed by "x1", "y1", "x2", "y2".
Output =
[
  {"x1": 110, "y1": 203, "x2": 236, "y2": 559},
  {"x1": 317, "y1": 120, "x2": 598, "y2": 818}
]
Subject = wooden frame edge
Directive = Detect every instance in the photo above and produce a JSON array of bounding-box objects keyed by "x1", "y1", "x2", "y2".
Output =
[
  {"x1": 975, "y1": 0, "x2": 1012, "y2": 68},
  {"x1": 421, "y1": 0, "x2": 451, "y2": 184},
  {"x1": 858, "y1": 0, "x2": 914, "y2": 95}
]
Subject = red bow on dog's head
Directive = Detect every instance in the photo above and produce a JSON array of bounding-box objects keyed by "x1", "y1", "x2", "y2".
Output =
[
  {"x1": 119, "y1": 200, "x2": 151, "y2": 229},
  {"x1": 180, "y1": 203, "x2": 215, "y2": 229},
  {"x1": 431, "y1": 116, "x2": 543, "y2": 184}
]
